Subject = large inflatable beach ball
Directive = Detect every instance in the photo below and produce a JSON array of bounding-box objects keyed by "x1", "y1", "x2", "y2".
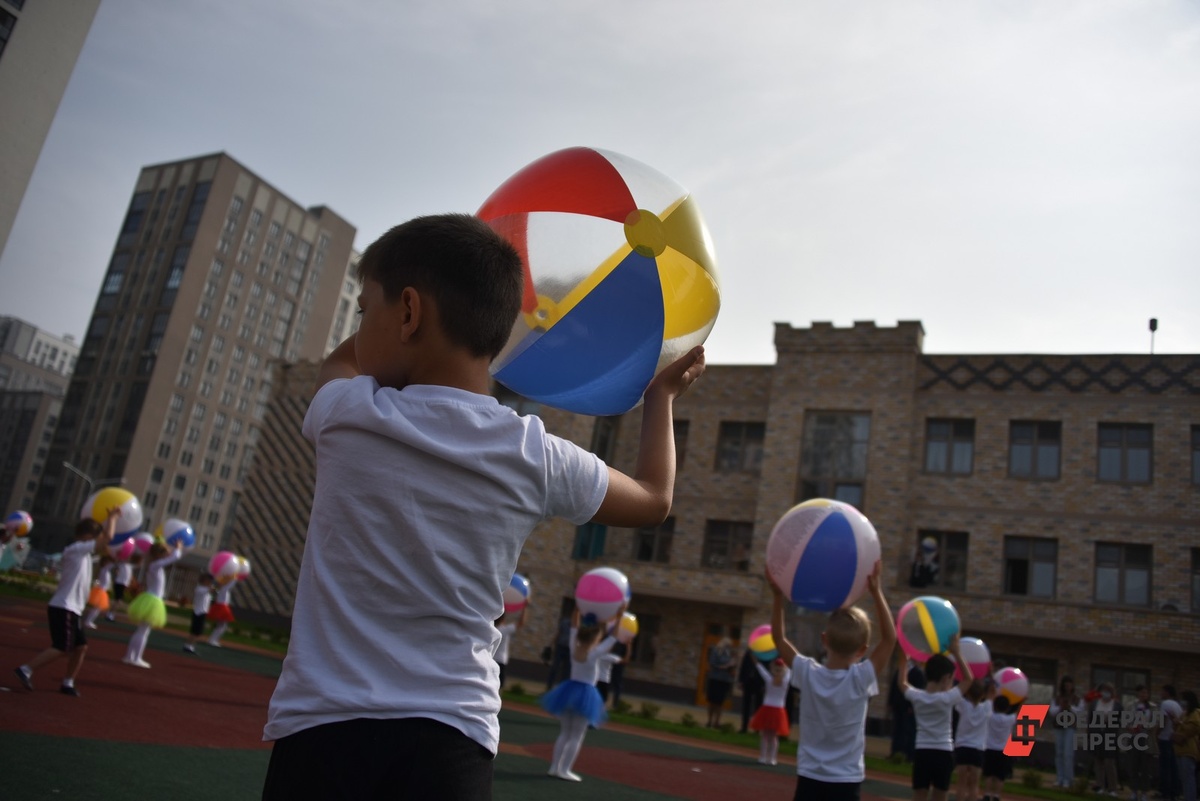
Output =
[
  {"x1": 132, "y1": 531, "x2": 155, "y2": 555},
  {"x1": 765, "y1": 498, "x2": 881, "y2": 612},
  {"x1": 4, "y1": 510, "x2": 33, "y2": 538},
  {"x1": 235, "y1": 555, "x2": 252, "y2": 581},
  {"x1": 109, "y1": 538, "x2": 136, "y2": 562},
  {"x1": 616, "y1": 612, "x2": 639, "y2": 644},
  {"x1": 80, "y1": 487, "x2": 143, "y2": 536},
  {"x1": 478, "y1": 146, "x2": 721, "y2": 416},
  {"x1": 749, "y1": 624, "x2": 778, "y2": 662},
  {"x1": 209, "y1": 551, "x2": 239, "y2": 585},
  {"x1": 994, "y1": 667, "x2": 1029, "y2": 705},
  {"x1": 503, "y1": 573, "x2": 530, "y2": 614},
  {"x1": 155, "y1": 518, "x2": 195, "y2": 550},
  {"x1": 954, "y1": 636, "x2": 991, "y2": 680},
  {"x1": 575, "y1": 566, "x2": 631, "y2": 624},
  {"x1": 897, "y1": 596, "x2": 961, "y2": 662}
]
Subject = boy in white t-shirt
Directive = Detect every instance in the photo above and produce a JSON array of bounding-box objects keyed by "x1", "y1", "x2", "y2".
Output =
[
  {"x1": 897, "y1": 637, "x2": 976, "y2": 801},
  {"x1": 770, "y1": 560, "x2": 896, "y2": 801},
  {"x1": 260, "y1": 214, "x2": 705, "y2": 800}
]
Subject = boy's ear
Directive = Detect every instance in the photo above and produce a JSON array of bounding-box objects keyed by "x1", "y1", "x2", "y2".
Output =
[{"x1": 397, "y1": 287, "x2": 422, "y2": 341}]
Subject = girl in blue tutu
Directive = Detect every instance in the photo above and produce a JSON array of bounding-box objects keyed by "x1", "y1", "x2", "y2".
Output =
[{"x1": 541, "y1": 605, "x2": 626, "y2": 782}]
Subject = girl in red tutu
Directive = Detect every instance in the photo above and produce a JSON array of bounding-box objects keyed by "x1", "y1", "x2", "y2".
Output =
[
  {"x1": 751, "y1": 657, "x2": 793, "y2": 765},
  {"x1": 207, "y1": 577, "x2": 236, "y2": 646}
]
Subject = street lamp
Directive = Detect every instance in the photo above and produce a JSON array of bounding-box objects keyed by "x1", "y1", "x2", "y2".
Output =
[{"x1": 61, "y1": 461, "x2": 126, "y2": 506}]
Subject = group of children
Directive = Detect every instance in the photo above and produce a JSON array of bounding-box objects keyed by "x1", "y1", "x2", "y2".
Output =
[{"x1": 13, "y1": 524, "x2": 238, "y2": 694}]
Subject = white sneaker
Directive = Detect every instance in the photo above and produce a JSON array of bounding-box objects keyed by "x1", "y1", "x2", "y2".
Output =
[
  {"x1": 122, "y1": 657, "x2": 151, "y2": 669},
  {"x1": 207, "y1": 640, "x2": 222, "y2": 648},
  {"x1": 84, "y1": 622, "x2": 98, "y2": 630},
  {"x1": 560, "y1": 771, "x2": 582, "y2": 782}
]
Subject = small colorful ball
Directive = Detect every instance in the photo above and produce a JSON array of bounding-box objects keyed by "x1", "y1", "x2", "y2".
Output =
[
  {"x1": 80, "y1": 487, "x2": 143, "y2": 536},
  {"x1": 574, "y1": 566, "x2": 631, "y2": 624},
  {"x1": 897, "y1": 595, "x2": 961, "y2": 662},
  {"x1": 155, "y1": 518, "x2": 195, "y2": 549},
  {"x1": 749, "y1": 624, "x2": 778, "y2": 662},
  {"x1": 955, "y1": 636, "x2": 991, "y2": 680},
  {"x1": 208, "y1": 551, "x2": 239, "y2": 584},
  {"x1": 994, "y1": 667, "x2": 1029, "y2": 704},
  {"x1": 132, "y1": 531, "x2": 156, "y2": 555},
  {"x1": 4, "y1": 510, "x2": 33, "y2": 537},
  {"x1": 765, "y1": 498, "x2": 881, "y2": 612},
  {"x1": 235, "y1": 556, "x2": 252, "y2": 581},
  {"x1": 503, "y1": 573, "x2": 531, "y2": 614},
  {"x1": 616, "y1": 612, "x2": 639, "y2": 644},
  {"x1": 109, "y1": 539, "x2": 136, "y2": 562}
]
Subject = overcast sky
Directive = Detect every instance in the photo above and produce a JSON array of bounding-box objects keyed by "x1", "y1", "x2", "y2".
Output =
[{"x1": 2, "y1": 0, "x2": 1198, "y2": 365}]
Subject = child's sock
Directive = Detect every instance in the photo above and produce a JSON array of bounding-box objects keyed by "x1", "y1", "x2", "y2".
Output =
[{"x1": 62, "y1": 677, "x2": 75, "y2": 688}]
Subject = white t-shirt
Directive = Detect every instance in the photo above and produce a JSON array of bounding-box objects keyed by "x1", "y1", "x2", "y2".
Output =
[
  {"x1": 49, "y1": 539, "x2": 97, "y2": 614},
  {"x1": 986, "y1": 705, "x2": 1018, "y2": 751},
  {"x1": 755, "y1": 661, "x2": 793, "y2": 708},
  {"x1": 144, "y1": 548, "x2": 182, "y2": 598},
  {"x1": 568, "y1": 631, "x2": 618, "y2": 685},
  {"x1": 955, "y1": 696, "x2": 992, "y2": 750},
  {"x1": 96, "y1": 561, "x2": 114, "y2": 592},
  {"x1": 1160, "y1": 699, "x2": 1183, "y2": 740},
  {"x1": 264, "y1": 377, "x2": 608, "y2": 753},
  {"x1": 495, "y1": 622, "x2": 518, "y2": 666},
  {"x1": 791, "y1": 655, "x2": 879, "y2": 782},
  {"x1": 906, "y1": 685, "x2": 965, "y2": 750},
  {"x1": 214, "y1": 582, "x2": 235, "y2": 604},
  {"x1": 193, "y1": 584, "x2": 213, "y2": 615},
  {"x1": 115, "y1": 561, "x2": 133, "y2": 586}
]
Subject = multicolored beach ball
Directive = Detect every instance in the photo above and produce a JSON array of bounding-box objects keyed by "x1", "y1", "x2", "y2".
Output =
[
  {"x1": 955, "y1": 636, "x2": 991, "y2": 680},
  {"x1": 994, "y1": 666, "x2": 1029, "y2": 704},
  {"x1": 748, "y1": 624, "x2": 778, "y2": 662},
  {"x1": 155, "y1": 518, "x2": 195, "y2": 549},
  {"x1": 574, "y1": 566, "x2": 631, "y2": 624},
  {"x1": 765, "y1": 498, "x2": 881, "y2": 612},
  {"x1": 897, "y1": 595, "x2": 961, "y2": 662},
  {"x1": 4, "y1": 510, "x2": 32, "y2": 538},
  {"x1": 209, "y1": 551, "x2": 240, "y2": 585},
  {"x1": 616, "y1": 612, "x2": 639, "y2": 644},
  {"x1": 80, "y1": 487, "x2": 143, "y2": 540},
  {"x1": 478, "y1": 146, "x2": 721, "y2": 416},
  {"x1": 503, "y1": 573, "x2": 531, "y2": 614}
]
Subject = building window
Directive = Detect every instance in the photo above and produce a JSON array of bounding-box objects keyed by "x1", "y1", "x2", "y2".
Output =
[
  {"x1": 797, "y1": 412, "x2": 869, "y2": 507},
  {"x1": 701, "y1": 520, "x2": 753, "y2": 572},
  {"x1": 1091, "y1": 665, "x2": 1152, "y2": 708},
  {"x1": 1009, "y1": 421, "x2": 1060, "y2": 479},
  {"x1": 150, "y1": 468, "x2": 163, "y2": 484},
  {"x1": 913, "y1": 530, "x2": 969, "y2": 591},
  {"x1": 1003, "y1": 536, "x2": 1057, "y2": 598},
  {"x1": 590, "y1": 416, "x2": 620, "y2": 462},
  {"x1": 633, "y1": 517, "x2": 673, "y2": 564},
  {"x1": 1098, "y1": 423, "x2": 1152, "y2": 483},
  {"x1": 1095, "y1": 543, "x2": 1151, "y2": 606},
  {"x1": 924, "y1": 419, "x2": 974, "y2": 475},
  {"x1": 1192, "y1": 426, "x2": 1200, "y2": 485},
  {"x1": 572, "y1": 522, "x2": 606, "y2": 560},
  {"x1": 674, "y1": 420, "x2": 689, "y2": 469},
  {"x1": 715, "y1": 421, "x2": 765, "y2": 474},
  {"x1": 628, "y1": 613, "x2": 660, "y2": 667},
  {"x1": 167, "y1": 499, "x2": 180, "y2": 515}
]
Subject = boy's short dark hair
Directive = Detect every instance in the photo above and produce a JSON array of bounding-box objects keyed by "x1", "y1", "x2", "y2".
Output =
[
  {"x1": 356, "y1": 213, "x2": 523, "y2": 359},
  {"x1": 75, "y1": 519, "x2": 104, "y2": 538},
  {"x1": 924, "y1": 654, "x2": 955, "y2": 684},
  {"x1": 993, "y1": 696, "x2": 1011, "y2": 714}
]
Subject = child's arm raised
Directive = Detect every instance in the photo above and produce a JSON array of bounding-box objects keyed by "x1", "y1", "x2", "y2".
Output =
[
  {"x1": 866, "y1": 560, "x2": 897, "y2": 681},
  {"x1": 767, "y1": 570, "x2": 801, "y2": 665},
  {"x1": 315, "y1": 334, "x2": 361, "y2": 392},
  {"x1": 947, "y1": 635, "x2": 974, "y2": 692},
  {"x1": 895, "y1": 648, "x2": 911, "y2": 693},
  {"x1": 592, "y1": 347, "x2": 705, "y2": 527}
]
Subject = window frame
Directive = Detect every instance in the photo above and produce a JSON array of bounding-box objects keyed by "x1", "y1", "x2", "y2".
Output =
[
  {"x1": 1094, "y1": 542, "x2": 1152, "y2": 607},
  {"x1": 700, "y1": 519, "x2": 753, "y2": 572},
  {"x1": 1097, "y1": 423, "x2": 1153, "y2": 484},
  {"x1": 714, "y1": 421, "x2": 765, "y2": 475},
  {"x1": 924, "y1": 418, "x2": 975, "y2": 475},
  {"x1": 1002, "y1": 536, "x2": 1058, "y2": 598},
  {"x1": 1008, "y1": 420, "x2": 1061, "y2": 480},
  {"x1": 913, "y1": 530, "x2": 970, "y2": 591},
  {"x1": 797, "y1": 411, "x2": 871, "y2": 507},
  {"x1": 633, "y1": 517, "x2": 674, "y2": 564}
]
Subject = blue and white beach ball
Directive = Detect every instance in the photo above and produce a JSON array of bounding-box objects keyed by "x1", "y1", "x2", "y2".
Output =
[{"x1": 765, "y1": 498, "x2": 881, "y2": 612}]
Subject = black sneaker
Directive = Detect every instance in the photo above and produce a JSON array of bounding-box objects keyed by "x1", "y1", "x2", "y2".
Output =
[
  {"x1": 13, "y1": 667, "x2": 32, "y2": 691},
  {"x1": 59, "y1": 685, "x2": 80, "y2": 697}
]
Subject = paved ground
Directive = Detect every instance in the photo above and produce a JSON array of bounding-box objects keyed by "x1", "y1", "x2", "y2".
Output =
[{"x1": 0, "y1": 594, "x2": 917, "y2": 800}]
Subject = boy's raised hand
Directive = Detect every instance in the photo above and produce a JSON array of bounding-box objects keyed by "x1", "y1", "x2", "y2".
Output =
[{"x1": 644, "y1": 346, "x2": 705, "y2": 402}]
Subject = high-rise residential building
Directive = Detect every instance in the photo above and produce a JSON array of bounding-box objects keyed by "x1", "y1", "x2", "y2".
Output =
[
  {"x1": 230, "y1": 320, "x2": 1199, "y2": 722},
  {"x1": 0, "y1": 316, "x2": 76, "y2": 515},
  {"x1": 0, "y1": 0, "x2": 100, "y2": 260},
  {"x1": 30, "y1": 153, "x2": 357, "y2": 556}
]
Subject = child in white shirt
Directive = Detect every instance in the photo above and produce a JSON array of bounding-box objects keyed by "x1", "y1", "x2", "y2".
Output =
[{"x1": 750, "y1": 657, "x2": 794, "y2": 766}]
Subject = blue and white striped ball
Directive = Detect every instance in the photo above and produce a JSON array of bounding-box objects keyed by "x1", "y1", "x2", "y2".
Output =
[{"x1": 766, "y1": 498, "x2": 881, "y2": 612}]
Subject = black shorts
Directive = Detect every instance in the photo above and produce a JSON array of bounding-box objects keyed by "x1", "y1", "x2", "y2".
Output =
[
  {"x1": 955, "y1": 746, "x2": 985, "y2": 767},
  {"x1": 983, "y1": 749, "x2": 1012, "y2": 780},
  {"x1": 190, "y1": 612, "x2": 207, "y2": 636},
  {"x1": 113, "y1": 583, "x2": 126, "y2": 602},
  {"x1": 794, "y1": 775, "x2": 862, "y2": 801},
  {"x1": 262, "y1": 717, "x2": 494, "y2": 800},
  {"x1": 47, "y1": 606, "x2": 86, "y2": 652},
  {"x1": 706, "y1": 679, "x2": 732, "y2": 704},
  {"x1": 913, "y1": 749, "x2": 955, "y2": 791}
]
